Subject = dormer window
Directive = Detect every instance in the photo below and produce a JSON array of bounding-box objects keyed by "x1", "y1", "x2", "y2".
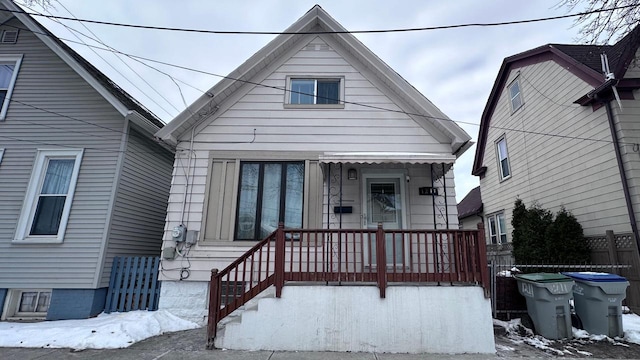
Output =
[{"x1": 286, "y1": 76, "x2": 344, "y2": 107}]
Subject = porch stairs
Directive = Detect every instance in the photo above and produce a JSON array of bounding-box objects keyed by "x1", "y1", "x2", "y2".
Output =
[{"x1": 207, "y1": 223, "x2": 493, "y2": 353}]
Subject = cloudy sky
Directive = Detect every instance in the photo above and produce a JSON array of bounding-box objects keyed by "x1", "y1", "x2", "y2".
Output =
[{"x1": 19, "y1": 0, "x2": 588, "y2": 201}]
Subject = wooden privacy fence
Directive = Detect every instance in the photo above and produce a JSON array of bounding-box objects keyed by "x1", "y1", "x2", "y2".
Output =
[
  {"x1": 105, "y1": 256, "x2": 161, "y2": 313},
  {"x1": 207, "y1": 223, "x2": 489, "y2": 348},
  {"x1": 586, "y1": 231, "x2": 640, "y2": 313}
]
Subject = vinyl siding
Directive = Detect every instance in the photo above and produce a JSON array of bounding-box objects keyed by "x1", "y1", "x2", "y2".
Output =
[
  {"x1": 0, "y1": 19, "x2": 123, "y2": 289},
  {"x1": 612, "y1": 87, "x2": 640, "y2": 239},
  {"x1": 160, "y1": 35, "x2": 460, "y2": 282},
  {"x1": 100, "y1": 126, "x2": 173, "y2": 287},
  {"x1": 479, "y1": 60, "x2": 627, "y2": 242}
]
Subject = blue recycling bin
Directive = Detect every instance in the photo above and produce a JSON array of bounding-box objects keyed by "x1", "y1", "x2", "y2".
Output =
[{"x1": 563, "y1": 272, "x2": 629, "y2": 337}]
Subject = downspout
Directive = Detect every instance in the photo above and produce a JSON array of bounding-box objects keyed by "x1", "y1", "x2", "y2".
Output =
[{"x1": 605, "y1": 101, "x2": 640, "y2": 250}]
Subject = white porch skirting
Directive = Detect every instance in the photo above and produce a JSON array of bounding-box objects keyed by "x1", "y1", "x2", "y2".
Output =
[{"x1": 214, "y1": 285, "x2": 495, "y2": 354}]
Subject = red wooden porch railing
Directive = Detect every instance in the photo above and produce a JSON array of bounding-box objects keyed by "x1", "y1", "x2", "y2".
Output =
[{"x1": 206, "y1": 223, "x2": 488, "y2": 349}]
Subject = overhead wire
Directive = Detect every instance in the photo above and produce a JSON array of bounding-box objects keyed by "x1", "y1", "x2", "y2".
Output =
[
  {"x1": 0, "y1": 3, "x2": 635, "y2": 149},
  {"x1": 3, "y1": 4, "x2": 638, "y2": 35},
  {"x1": 39, "y1": 1, "x2": 179, "y2": 119}
]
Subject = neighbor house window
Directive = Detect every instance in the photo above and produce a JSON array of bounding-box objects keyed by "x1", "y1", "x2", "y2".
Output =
[
  {"x1": 17, "y1": 290, "x2": 51, "y2": 315},
  {"x1": 235, "y1": 162, "x2": 304, "y2": 240},
  {"x1": 1, "y1": 289, "x2": 51, "y2": 320},
  {"x1": 0, "y1": 54, "x2": 22, "y2": 120},
  {"x1": 496, "y1": 137, "x2": 511, "y2": 180},
  {"x1": 288, "y1": 78, "x2": 341, "y2": 105},
  {"x1": 508, "y1": 78, "x2": 523, "y2": 112},
  {"x1": 14, "y1": 149, "x2": 83, "y2": 243},
  {"x1": 488, "y1": 212, "x2": 507, "y2": 244}
]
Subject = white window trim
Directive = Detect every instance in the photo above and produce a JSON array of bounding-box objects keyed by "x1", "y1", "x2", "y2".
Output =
[
  {"x1": 0, "y1": 54, "x2": 23, "y2": 120},
  {"x1": 14, "y1": 149, "x2": 84, "y2": 244},
  {"x1": 284, "y1": 75, "x2": 345, "y2": 109},
  {"x1": 495, "y1": 136, "x2": 511, "y2": 181},
  {"x1": 487, "y1": 212, "x2": 507, "y2": 244},
  {"x1": 1, "y1": 289, "x2": 51, "y2": 321},
  {"x1": 0, "y1": 148, "x2": 4, "y2": 164},
  {"x1": 508, "y1": 77, "x2": 523, "y2": 113}
]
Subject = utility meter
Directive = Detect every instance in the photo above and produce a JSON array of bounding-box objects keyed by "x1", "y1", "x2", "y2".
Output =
[{"x1": 172, "y1": 224, "x2": 187, "y2": 242}]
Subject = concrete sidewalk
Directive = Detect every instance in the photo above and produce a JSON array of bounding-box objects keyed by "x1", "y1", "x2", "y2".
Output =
[{"x1": 0, "y1": 327, "x2": 627, "y2": 360}]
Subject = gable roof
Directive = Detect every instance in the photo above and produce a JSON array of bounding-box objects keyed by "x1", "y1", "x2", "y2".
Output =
[
  {"x1": 457, "y1": 186, "x2": 482, "y2": 220},
  {"x1": 156, "y1": 5, "x2": 471, "y2": 155},
  {"x1": 2, "y1": 0, "x2": 164, "y2": 135},
  {"x1": 472, "y1": 25, "x2": 640, "y2": 176}
]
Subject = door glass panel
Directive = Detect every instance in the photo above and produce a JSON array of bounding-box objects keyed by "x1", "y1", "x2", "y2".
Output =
[
  {"x1": 259, "y1": 164, "x2": 282, "y2": 238},
  {"x1": 366, "y1": 177, "x2": 403, "y2": 265}
]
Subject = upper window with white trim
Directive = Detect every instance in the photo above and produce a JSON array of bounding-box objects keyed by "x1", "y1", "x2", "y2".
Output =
[
  {"x1": 496, "y1": 137, "x2": 511, "y2": 180},
  {"x1": 286, "y1": 77, "x2": 344, "y2": 107},
  {"x1": 0, "y1": 54, "x2": 22, "y2": 120},
  {"x1": 508, "y1": 78, "x2": 523, "y2": 112},
  {"x1": 14, "y1": 149, "x2": 83, "y2": 243}
]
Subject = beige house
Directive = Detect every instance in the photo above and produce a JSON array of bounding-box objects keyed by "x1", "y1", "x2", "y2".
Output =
[
  {"x1": 472, "y1": 27, "x2": 640, "y2": 247},
  {"x1": 155, "y1": 6, "x2": 494, "y2": 354}
]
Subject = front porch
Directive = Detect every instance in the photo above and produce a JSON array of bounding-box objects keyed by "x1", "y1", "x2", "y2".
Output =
[{"x1": 207, "y1": 224, "x2": 492, "y2": 353}]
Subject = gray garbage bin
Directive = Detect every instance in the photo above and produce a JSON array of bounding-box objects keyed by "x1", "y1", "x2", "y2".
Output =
[
  {"x1": 514, "y1": 273, "x2": 574, "y2": 339},
  {"x1": 563, "y1": 272, "x2": 629, "y2": 337}
]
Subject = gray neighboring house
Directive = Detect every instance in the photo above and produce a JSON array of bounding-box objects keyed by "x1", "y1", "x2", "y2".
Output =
[
  {"x1": 0, "y1": 0, "x2": 173, "y2": 321},
  {"x1": 457, "y1": 186, "x2": 483, "y2": 231},
  {"x1": 472, "y1": 25, "x2": 640, "y2": 246}
]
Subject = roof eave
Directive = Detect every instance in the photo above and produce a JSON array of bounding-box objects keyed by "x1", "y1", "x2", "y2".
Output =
[{"x1": 472, "y1": 45, "x2": 604, "y2": 175}]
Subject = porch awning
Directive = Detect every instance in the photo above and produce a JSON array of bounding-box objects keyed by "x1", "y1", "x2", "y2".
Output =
[{"x1": 318, "y1": 152, "x2": 456, "y2": 164}]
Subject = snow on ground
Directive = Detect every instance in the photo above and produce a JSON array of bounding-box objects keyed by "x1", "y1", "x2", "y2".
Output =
[
  {"x1": 0, "y1": 310, "x2": 199, "y2": 350},
  {"x1": 494, "y1": 313, "x2": 640, "y2": 355}
]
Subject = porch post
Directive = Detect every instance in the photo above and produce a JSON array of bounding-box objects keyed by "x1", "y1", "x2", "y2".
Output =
[
  {"x1": 275, "y1": 222, "x2": 285, "y2": 298},
  {"x1": 477, "y1": 222, "x2": 490, "y2": 298},
  {"x1": 376, "y1": 223, "x2": 387, "y2": 298},
  {"x1": 206, "y1": 268, "x2": 220, "y2": 349}
]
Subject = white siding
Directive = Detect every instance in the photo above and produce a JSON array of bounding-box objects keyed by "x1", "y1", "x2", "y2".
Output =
[
  {"x1": 0, "y1": 19, "x2": 123, "y2": 289},
  {"x1": 480, "y1": 60, "x2": 627, "y2": 242},
  {"x1": 159, "y1": 35, "x2": 460, "y2": 282}
]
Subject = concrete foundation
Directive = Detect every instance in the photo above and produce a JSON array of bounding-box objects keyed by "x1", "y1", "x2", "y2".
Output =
[{"x1": 216, "y1": 285, "x2": 495, "y2": 354}]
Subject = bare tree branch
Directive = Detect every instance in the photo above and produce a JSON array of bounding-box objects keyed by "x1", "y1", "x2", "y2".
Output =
[{"x1": 557, "y1": 0, "x2": 640, "y2": 44}]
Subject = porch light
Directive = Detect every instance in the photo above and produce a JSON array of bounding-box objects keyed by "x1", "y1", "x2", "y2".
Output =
[{"x1": 347, "y1": 168, "x2": 357, "y2": 180}]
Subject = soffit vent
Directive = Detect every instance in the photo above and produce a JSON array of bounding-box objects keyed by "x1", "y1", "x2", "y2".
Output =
[{"x1": 1, "y1": 30, "x2": 18, "y2": 44}]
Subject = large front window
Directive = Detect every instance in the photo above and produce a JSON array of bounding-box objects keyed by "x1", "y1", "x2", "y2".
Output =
[{"x1": 235, "y1": 162, "x2": 304, "y2": 240}]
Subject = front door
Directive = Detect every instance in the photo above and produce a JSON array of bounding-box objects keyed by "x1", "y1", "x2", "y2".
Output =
[{"x1": 363, "y1": 174, "x2": 405, "y2": 265}]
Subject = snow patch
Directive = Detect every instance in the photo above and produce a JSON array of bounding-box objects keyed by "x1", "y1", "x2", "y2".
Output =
[{"x1": 0, "y1": 310, "x2": 199, "y2": 350}]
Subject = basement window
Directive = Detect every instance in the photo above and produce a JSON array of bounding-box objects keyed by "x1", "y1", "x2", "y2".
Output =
[{"x1": 2, "y1": 289, "x2": 51, "y2": 320}]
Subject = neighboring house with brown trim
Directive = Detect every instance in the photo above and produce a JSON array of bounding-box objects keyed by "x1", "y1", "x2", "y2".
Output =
[
  {"x1": 472, "y1": 25, "x2": 640, "y2": 247},
  {"x1": 154, "y1": 5, "x2": 494, "y2": 354},
  {"x1": 457, "y1": 186, "x2": 483, "y2": 230},
  {"x1": 0, "y1": 0, "x2": 173, "y2": 321}
]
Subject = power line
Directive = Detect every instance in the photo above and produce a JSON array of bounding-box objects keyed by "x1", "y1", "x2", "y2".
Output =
[
  {"x1": 6, "y1": 4, "x2": 638, "y2": 35},
  {"x1": 4, "y1": 6, "x2": 633, "y2": 149},
  {"x1": 41, "y1": 1, "x2": 179, "y2": 118}
]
